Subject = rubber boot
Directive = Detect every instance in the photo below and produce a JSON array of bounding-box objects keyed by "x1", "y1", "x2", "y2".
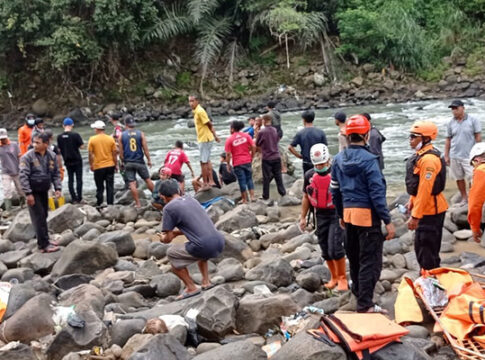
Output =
[
  {"x1": 4, "y1": 199, "x2": 12, "y2": 211},
  {"x1": 19, "y1": 196, "x2": 25, "y2": 208},
  {"x1": 336, "y1": 257, "x2": 349, "y2": 291},
  {"x1": 324, "y1": 260, "x2": 338, "y2": 289}
]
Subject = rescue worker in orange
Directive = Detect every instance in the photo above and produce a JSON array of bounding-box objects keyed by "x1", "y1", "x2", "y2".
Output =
[
  {"x1": 331, "y1": 115, "x2": 395, "y2": 314},
  {"x1": 467, "y1": 142, "x2": 485, "y2": 243},
  {"x1": 18, "y1": 113, "x2": 36, "y2": 155},
  {"x1": 405, "y1": 121, "x2": 448, "y2": 270}
]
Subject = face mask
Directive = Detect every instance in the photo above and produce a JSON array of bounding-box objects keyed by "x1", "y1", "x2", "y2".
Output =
[
  {"x1": 315, "y1": 166, "x2": 329, "y2": 174},
  {"x1": 27, "y1": 119, "x2": 35, "y2": 126}
]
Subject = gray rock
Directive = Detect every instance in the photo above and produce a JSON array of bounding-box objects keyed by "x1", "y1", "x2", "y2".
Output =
[
  {"x1": 291, "y1": 288, "x2": 325, "y2": 307},
  {"x1": 0, "y1": 342, "x2": 36, "y2": 360},
  {"x1": 53, "y1": 274, "x2": 93, "y2": 291},
  {"x1": 0, "y1": 262, "x2": 7, "y2": 278},
  {"x1": 0, "y1": 239, "x2": 13, "y2": 253},
  {"x1": 4, "y1": 210, "x2": 35, "y2": 242},
  {"x1": 169, "y1": 324, "x2": 187, "y2": 345},
  {"x1": 193, "y1": 340, "x2": 267, "y2": 360},
  {"x1": 128, "y1": 334, "x2": 191, "y2": 360},
  {"x1": 215, "y1": 205, "x2": 258, "y2": 233},
  {"x1": 83, "y1": 228, "x2": 101, "y2": 241},
  {"x1": 133, "y1": 238, "x2": 152, "y2": 259},
  {"x1": 121, "y1": 207, "x2": 139, "y2": 223},
  {"x1": 58, "y1": 284, "x2": 105, "y2": 318},
  {"x1": 80, "y1": 205, "x2": 102, "y2": 222},
  {"x1": 216, "y1": 258, "x2": 245, "y2": 282},
  {"x1": 47, "y1": 204, "x2": 85, "y2": 233},
  {"x1": 296, "y1": 272, "x2": 321, "y2": 292},
  {"x1": 1, "y1": 267, "x2": 34, "y2": 283},
  {"x1": 218, "y1": 234, "x2": 253, "y2": 263},
  {"x1": 111, "y1": 319, "x2": 147, "y2": 347},
  {"x1": 51, "y1": 240, "x2": 118, "y2": 276},
  {"x1": 391, "y1": 254, "x2": 407, "y2": 269},
  {"x1": 383, "y1": 238, "x2": 406, "y2": 255},
  {"x1": 266, "y1": 206, "x2": 280, "y2": 222},
  {"x1": 302, "y1": 264, "x2": 331, "y2": 283},
  {"x1": 136, "y1": 259, "x2": 164, "y2": 279},
  {"x1": 247, "y1": 201, "x2": 267, "y2": 216},
  {"x1": 278, "y1": 195, "x2": 301, "y2": 207},
  {"x1": 245, "y1": 259, "x2": 294, "y2": 287},
  {"x1": 196, "y1": 342, "x2": 222, "y2": 354},
  {"x1": 4, "y1": 284, "x2": 36, "y2": 319},
  {"x1": 117, "y1": 291, "x2": 149, "y2": 308},
  {"x1": 450, "y1": 205, "x2": 469, "y2": 228},
  {"x1": 150, "y1": 273, "x2": 182, "y2": 298},
  {"x1": 97, "y1": 230, "x2": 136, "y2": 256},
  {"x1": 148, "y1": 242, "x2": 169, "y2": 259},
  {"x1": 460, "y1": 251, "x2": 485, "y2": 268},
  {"x1": 121, "y1": 334, "x2": 153, "y2": 359},
  {"x1": 19, "y1": 251, "x2": 62, "y2": 274},
  {"x1": 58, "y1": 230, "x2": 78, "y2": 246},
  {"x1": 101, "y1": 205, "x2": 121, "y2": 222},
  {"x1": 406, "y1": 325, "x2": 430, "y2": 339},
  {"x1": 115, "y1": 259, "x2": 138, "y2": 271},
  {"x1": 281, "y1": 234, "x2": 315, "y2": 253},
  {"x1": 236, "y1": 294, "x2": 299, "y2": 334},
  {"x1": 46, "y1": 309, "x2": 109, "y2": 360},
  {"x1": 115, "y1": 189, "x2": 147, "y2": 206},
  {"x1": 440, "y1": 242, "x2": 454, "y2": 253},
  {"x1": 371, "y1": 341, "x2": 431, "y2": 360},
  {"x1": 380, "y1": 269, "x2": 400, "y2": 282},
  {"x1": 443, "y1": 213, "x2": 458, "y2": 233},
  {"x1": 1, "y1": 294, "x2": 55, "y2": 343},
  {"x1": 0, "y1": 249, "x2": 30, "y2": 268},
  {"x1": 272, "y1": 330, "x2": 347, "y2": 360},
  {"x1": 74, "y1": 222, "x2": 105, "y2": 238},
  {"x1": 404, "y1": 252, "x2": 420, "y2": 271},
  {"x1": 312, "y1": 297, "x2": 341, "y2": 314},
  {"x1": 194, "y1": 187, "x2": 224, "y2": 204}
]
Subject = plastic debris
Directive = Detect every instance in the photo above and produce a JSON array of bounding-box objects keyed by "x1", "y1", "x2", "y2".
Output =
[
  {"x1": 303, "y1": 306, "x2": 325, "y2": 315},
  {"x1": 185, "y1": 308, "x2": 200, "y2": 347},
  {"x1": 415, "y1": 276, "x2": 448, "y2": 307},
  {"x1": 0, "y1": 282, "x2": 12, "y2": 322},
  {"x1": 262, "y1": 341, "x2": 282, "y2": 358},
  {"x1": 159, "y1": 315, "x2": 189, "y2": 330}
]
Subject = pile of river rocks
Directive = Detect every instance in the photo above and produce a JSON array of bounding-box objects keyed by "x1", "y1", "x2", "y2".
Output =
[{"x1": 0, "y1": 175, "x2": 481, "y2": 360}]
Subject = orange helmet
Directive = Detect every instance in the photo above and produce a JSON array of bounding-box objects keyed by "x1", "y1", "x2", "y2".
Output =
[
  {"x1": 410, "y1": 121, "x2": 438, "y2": 140},
  {"x1": 345, "y1": 115, "x2": 371, "y2": 135}
]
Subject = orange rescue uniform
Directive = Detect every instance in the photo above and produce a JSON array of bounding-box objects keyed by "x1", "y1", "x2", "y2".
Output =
[
  {"x1": 409, "y1": 144, "x2": 448, "y2": 218},
  {"x1": 468, "y1": 163, "x2": 485, "y2": 233},
  {"x1": 18, "y1": 125, "x2": 33, "y2": 156}
]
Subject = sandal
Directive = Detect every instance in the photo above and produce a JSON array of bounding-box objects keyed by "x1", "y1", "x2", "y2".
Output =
[
  {"x1": 201, "y1": 283, "x2": 216, "y2": 291},
  {"x1": 40, "y1": 244, "x2": 60, "y2": 253},
  {"x1": 176, "y1": 289, "x2": 201, "y2": 301},
  {"x1": 364, "y1": 304, "x2": 388, "y2": 315}
]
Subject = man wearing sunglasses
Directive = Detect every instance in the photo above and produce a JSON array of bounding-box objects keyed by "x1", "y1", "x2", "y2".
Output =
[
  {"x1": 405, "y1": 121, "x2": 448, "y2": 270},
  {"x1": 444, "y1": 100, "x2": 481, "y2": 206}
]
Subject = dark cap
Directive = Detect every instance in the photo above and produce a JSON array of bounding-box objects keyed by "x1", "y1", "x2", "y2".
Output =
[
  {"x1": 159, "y1": 179, "x2": 180, "y2": 197},
  {"x1": 448, "y1": 99, "x2": 464, "y2": 108},
  {"x1": 124, "y1": 114, "x2": 136, "y2": 126},
  {"x1": 334, "y1": 111, "x2": 347, "y2": 123}
]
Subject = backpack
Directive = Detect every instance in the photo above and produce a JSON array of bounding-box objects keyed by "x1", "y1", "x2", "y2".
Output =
[{"x1": 306, "y1": 173, "x2": 335, "y2": 209}]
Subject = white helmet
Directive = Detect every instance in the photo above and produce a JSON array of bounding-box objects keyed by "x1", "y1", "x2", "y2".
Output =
[
  {"x1": 469, "y1": 142, "x2": 485, "y2": 165},
  {"x1": 310, "y1": 143, "x2": 330, "y2": 165}
]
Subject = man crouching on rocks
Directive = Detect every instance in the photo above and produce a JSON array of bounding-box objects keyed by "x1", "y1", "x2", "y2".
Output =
[
  {"x1": 158, "y1": 179, "x2": 225, "y2": 300},
  {"x1": 331, "y1": 115, "x2": 395, "y2": 314}
]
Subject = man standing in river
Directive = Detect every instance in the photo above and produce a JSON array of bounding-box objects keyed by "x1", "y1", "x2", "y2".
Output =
[
  {"x1": 444, "y1": 100, "x2": 481, "y2": 206},
  {"x1": 188, "y1": 95, "x2": 220, "y2": 189}
]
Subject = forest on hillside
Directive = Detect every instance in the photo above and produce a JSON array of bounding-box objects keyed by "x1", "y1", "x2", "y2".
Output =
[{"x1": 0, "y1": 0, "x2": 484, "y2": 95}]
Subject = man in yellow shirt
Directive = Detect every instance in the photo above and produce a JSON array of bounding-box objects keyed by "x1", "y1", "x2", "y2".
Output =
[
  {"x1": 189, "y1": 95, "x2": 220, "y2": 188},
  {"x1": 88, "y1": 120, "x2": 117, "y2": 207}
]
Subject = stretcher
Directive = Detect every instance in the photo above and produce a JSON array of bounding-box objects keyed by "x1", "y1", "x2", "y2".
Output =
[{"x1": 414, "y1": 272, "x2": 485, "y2": 360}]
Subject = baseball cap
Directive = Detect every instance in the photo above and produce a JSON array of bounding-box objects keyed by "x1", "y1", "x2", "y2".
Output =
[
  {"x1": 90, "y1": 120, "x2": 106, "y2": 129},
  {"x1": 448, "y1": 99, "x2": 464, "y2": 108},
  {"x1": 63, "y1": 117, "x2": 74, "y2": 126},
  {"x1": 158, "y1": 179, "x2": 180, "y2": 197},
  {"x1": 334, "y1": 111, "x2": 347, "y2": 123},
  {"x1": 0, "y1": 128, "x2": 8, "y2": 139},
  {"x1": 124, "y1": 115, "x2": 136, "y2": 126}
]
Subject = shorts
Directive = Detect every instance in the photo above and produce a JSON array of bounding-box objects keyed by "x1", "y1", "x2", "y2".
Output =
[
  {"x1": 124, "y1": 162, "x2": 150, "y2": 182},
  {"x1": 199, "y1": 141, "x2": 213, "y2": 163},
  {"x1": 171, "y1": 174, "x2": 185, "y2": 183},
  {"x1": 450, "y1": 158, "x2": 473, "y2": 181},
  {"x1": 167, "y1": 243, "x2": 200, "y2": 269}
]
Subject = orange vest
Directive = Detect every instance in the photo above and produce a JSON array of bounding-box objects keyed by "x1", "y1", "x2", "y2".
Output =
[
  {"x1": 468, "y1": 164, "x2": 485, "y2": 232},
  {"x1": 18, "y1": 125, "x2": 32, "y2": 156}
]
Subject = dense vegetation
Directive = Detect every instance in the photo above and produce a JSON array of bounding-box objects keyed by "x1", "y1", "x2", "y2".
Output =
[{"x1": 0, "y1": 0, "x2": 484, "y2": 96}]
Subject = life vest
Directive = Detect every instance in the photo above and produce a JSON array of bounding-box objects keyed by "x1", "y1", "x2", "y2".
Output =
[
  {"x1": 308, "y1": 313, "x2": 409, "y2": 360},
  {"x1": 405, "y1": 147, "x2": 446, "y2": 196},
  {"x1": 306, "y1": 173, "x2": 334, "y2": 209}
]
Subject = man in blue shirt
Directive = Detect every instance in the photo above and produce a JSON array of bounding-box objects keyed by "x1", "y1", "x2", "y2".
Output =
[
  {"x1": 158, "y1": 179, "x2": 225, "y2": 300},
  {"x1": 118, "y1": 115, "x2": 154, "y2": 208},
  {"x1": 243, "y1": 116, "x2": 255, "y2": 138},
  {"x1": 289, "y1": 110, "x2": 328, "y2": 174}
]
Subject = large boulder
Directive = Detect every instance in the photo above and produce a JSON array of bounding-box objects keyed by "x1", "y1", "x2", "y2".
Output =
[
  {"x1": 97, "y1": 231, "x2": 136, "y2": 256},
  {"x1": 128, "y1": 334, "x2": 191, "y2": 360},
  {"x1": 51, "y1": 240, "x2": 118, "y2": 277},
  {"x1": 46, "y1": 309, "x2": 109, "y2": 360},
  {"x1": 245, "y1": 259, "x2": 294, "y2": 287},
  {"x1": 32, "y1": 98, "x2": 49, "y2": 116},
  {"x1": 4, "y1": 284, "x2": 36, "y2": 319},
  {"x1": 150, "y1": 273, "x2": 182, "y2": 298},
  {"x1": 19, "y1": 252, "x2": 62, "y2": 274},
  {"x1": 215, "y1": 205, "x2": 258, "y2": 233},
  {"x1": 111, "y1": 319, "x2": 147, "y2": 347},
  {"x1": 216, "y1": 258, "x2": 244, "y2": 282},
  {"x1": 0, "y1": 294, "x2": 55, "y2": 343},
  {"x1": 272, "y1": 330, "x2": 347, "y2": 360},
  {"x1": 0, "y1": 342, "x2": 36, "y2": 360},
  {"x1": 4, "y1": 210, "x2": 34, "y2": 242},
  {"x1": 218, "y1": 234, "x2": 253, "y2": 263},
  {"x1": 47, "y1": 204, "x2": 85, "y2": 233},
  {"x1": 236, "y1": 294, "x2": 299, "y2": 334},
  {"x1": 193, "y1": 340, "x2": 267, "y2": 360},
  {"x1": 58, "y1": 284, "x2": 106, "y2": 318}
]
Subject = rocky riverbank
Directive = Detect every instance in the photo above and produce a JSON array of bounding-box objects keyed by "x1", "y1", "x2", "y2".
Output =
[
  {"x1": 1, "y1": 57, "x2": 484, "y2": 130},
  {"x1": 0, "y1": 175, "x2": 482, "y2": 360}
]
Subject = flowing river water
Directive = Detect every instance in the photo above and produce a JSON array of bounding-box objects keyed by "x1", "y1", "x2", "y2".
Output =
[{"x1": 6, "y1": 98, "x2": 485, "y2": 199}]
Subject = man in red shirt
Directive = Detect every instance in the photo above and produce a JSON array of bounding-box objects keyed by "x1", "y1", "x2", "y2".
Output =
[
  {"x1": 225, "y1": 120, "x2": 256, "y2": 203},
  {"x1": 164, "y1": 140, "x2": 195, "y2": 194}
]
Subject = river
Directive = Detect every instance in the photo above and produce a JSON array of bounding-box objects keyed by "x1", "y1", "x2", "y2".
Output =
[{"x1": 6, "y1": 98, "x2": 485, "y2": 200}]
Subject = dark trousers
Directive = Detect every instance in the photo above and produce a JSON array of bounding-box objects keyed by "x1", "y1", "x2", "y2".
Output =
[
  {"x1": 344, "y1": 222, "x2": 384, "y2": 312},
  {"x1": 414, "y1": 212, "x2": 445, "y2": 270},
  {"x1": 66, "y1": 163, "x2": 83, "y2": 202},
  {"x1": 262, "y1": 159, "x2": 286, "y2": 199},
  {"x1": 316, "y1": 210, "x2": 345, "y2": 260},
  {"x1": 303, "y1": 162, "x2": 313, "y2": 175},
  {"x1": 94, "y1": 166, "x2": 115, "y2": 206},
  {"x1": 28, "y1": 192, "x2": 49, "y2": 249}
]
